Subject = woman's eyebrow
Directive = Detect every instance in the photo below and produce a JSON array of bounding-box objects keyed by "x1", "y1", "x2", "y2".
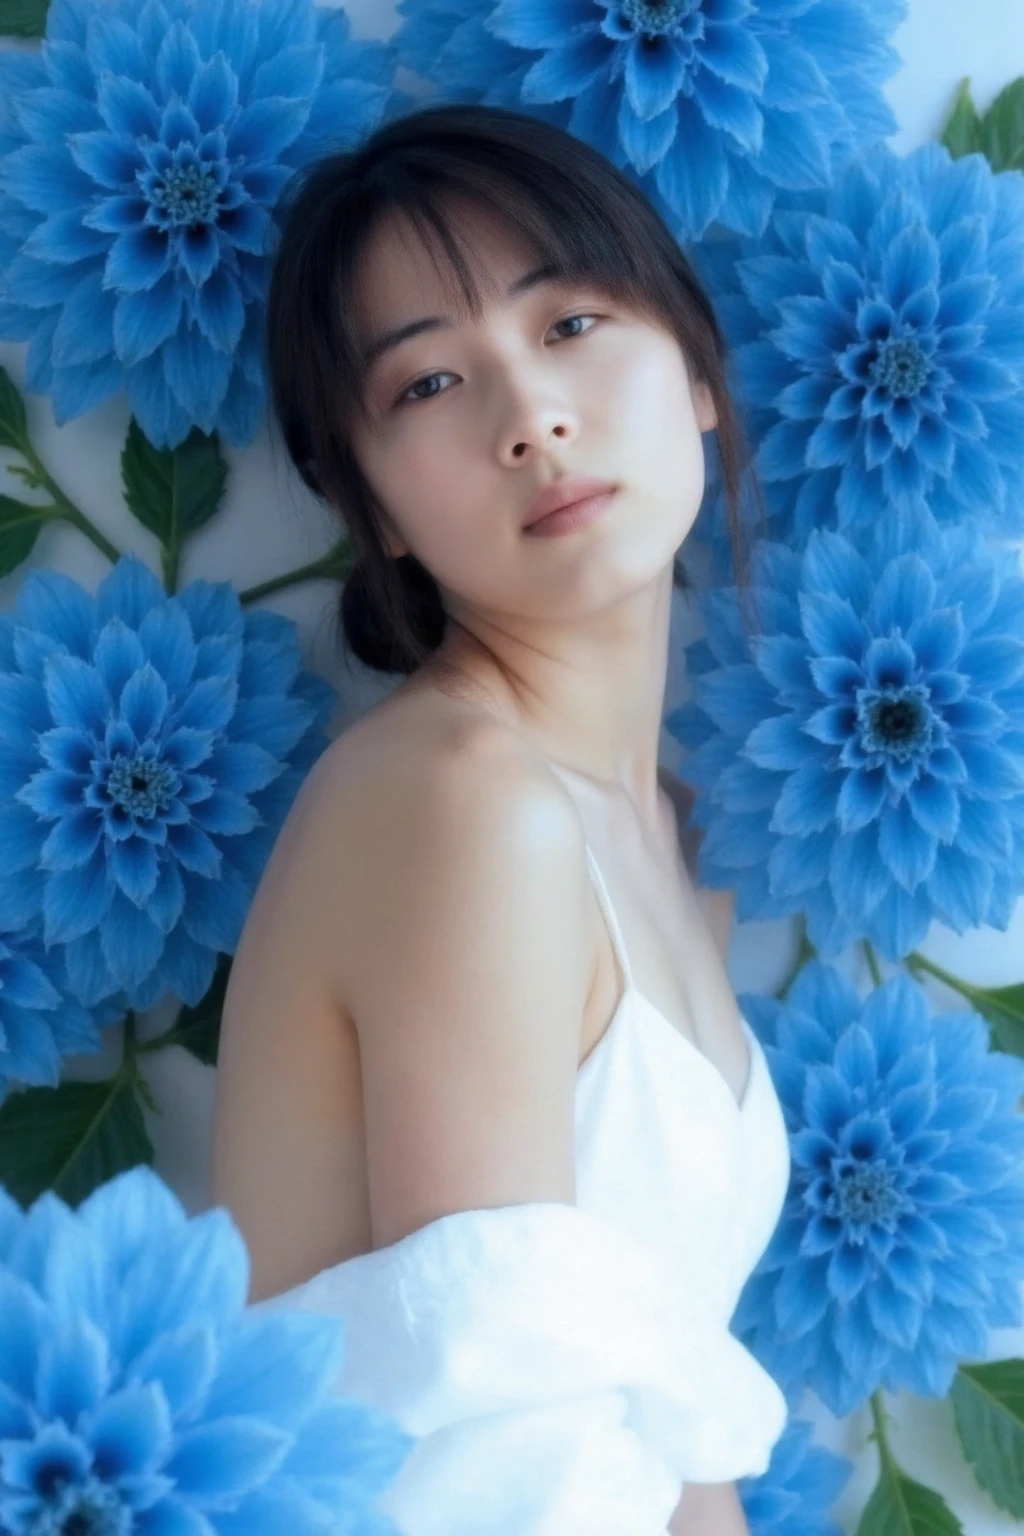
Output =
[{"x1": 360, "y1": 261, "x2": 561, "y2": 375}]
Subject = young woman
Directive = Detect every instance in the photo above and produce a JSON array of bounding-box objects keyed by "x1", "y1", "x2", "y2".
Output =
[{"x1": 210, "y1": 103, "x2": 791, "y2": 1536}]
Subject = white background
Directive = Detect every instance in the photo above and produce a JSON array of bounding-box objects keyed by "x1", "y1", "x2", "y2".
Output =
[{"x1": 2, "y1": 1, "x2": 1024, "y2": 1530}]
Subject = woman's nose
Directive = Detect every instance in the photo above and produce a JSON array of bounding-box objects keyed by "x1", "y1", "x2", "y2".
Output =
[{"x1": 496, "y1": 382, "x2": 579, "y2": 465}]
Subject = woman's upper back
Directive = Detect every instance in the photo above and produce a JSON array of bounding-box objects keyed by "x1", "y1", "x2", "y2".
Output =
[{"x1": 211, "y1": 683, "x2": 604, "y2": 1300}]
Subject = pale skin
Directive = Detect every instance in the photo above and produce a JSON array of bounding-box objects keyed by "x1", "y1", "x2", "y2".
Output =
[{"x1": 211, "y1": 197, "x2": 753, "y2": 1534}]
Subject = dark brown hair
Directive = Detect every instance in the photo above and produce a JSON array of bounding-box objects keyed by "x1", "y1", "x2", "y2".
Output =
[{"x1": 265, "y1": 102, "x2": 758, "y2": 675}]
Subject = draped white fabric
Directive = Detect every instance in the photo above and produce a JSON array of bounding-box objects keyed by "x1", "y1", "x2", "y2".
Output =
[{"x1": 259, "y1": 1201, "x2": 788, "y2": 1535}]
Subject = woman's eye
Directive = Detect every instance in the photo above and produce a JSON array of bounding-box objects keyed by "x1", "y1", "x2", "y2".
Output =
[
  {"x1": 550, "y1": 312, "x2": 599, "y2": 340},
  {"x1": 396, "y1": 372, "x2": 455, "y2": 405},
  {"x1": 393, "y1": 312, "x2": 601, "y2": 408}
]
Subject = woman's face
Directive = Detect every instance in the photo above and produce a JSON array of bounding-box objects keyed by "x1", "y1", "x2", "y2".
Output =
[{"x1": 347, "y1": 198, "x2": 717, "y2": 631}]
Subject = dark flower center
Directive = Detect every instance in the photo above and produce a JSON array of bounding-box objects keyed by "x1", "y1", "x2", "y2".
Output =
[
  {"x1": 826, "y1": 1156, "x2": 907, "y2": 1239},
  {"x1": 55, "y1": 1486, "x2": 130, "y2": 1536},
  {"x1": 871, "y1": 336, "x2": 931, "y2": 398},
  {"x1": 106, "y1": 754, "x2": 178, "y2": 819},
  {"x1": 621, "y1": 0, "x2": 699, "y2": 37},
  {"x1": 30, "y1": 1465, "x2": 130, "y2": 1536},
  {"x1": 153, "y1": 163, "x2": 220, "y2": 227},
  {"x1": 857, "y1": 685, "x2": 932, "y2": 763}
]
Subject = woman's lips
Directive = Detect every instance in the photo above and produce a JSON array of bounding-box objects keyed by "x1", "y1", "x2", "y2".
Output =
[{"x1": 523, "y1": 489, "x2": 617, "y2": 537}]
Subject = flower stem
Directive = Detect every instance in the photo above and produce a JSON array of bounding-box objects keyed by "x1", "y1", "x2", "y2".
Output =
[
  {"x1": 120, "y1": 1010, "x2": 159, "y2": 1114},
  {"x1": 10, "y1": 441, "x2": 123, "y2": 565},
  {"x1": 161, "y1": 539, "x2": 180, "y2": 596},
  {"x1": 122, "y1": 1011, "x2": 137, "y2": 1070},
  {"x1": 774, "y1": 918, "x2": 816, "y2": 1000},
  {"x1": 136, "y1": 1020, "x2": 182, "y2": 1055},
  {"x1": 59, "y1": 500, "x2": 124, "y2": 566},
  {"x1": 904, "y1": 949, "x2": 980, "y2": 1004},
  {"x1": 863, "y1": 939, "x2": 883, "y2": 987},
  {"x1": 868, "y1": 1390, "x2": 896, "y2": 1471},
  {"x1": 238, "y1": 539, "x2": 354, "y2": 605}
]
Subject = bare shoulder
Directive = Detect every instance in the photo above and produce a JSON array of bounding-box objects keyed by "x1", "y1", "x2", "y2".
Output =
[
  {"x1": 211, "y1": 685, "x2": 594, "y2": 1291},
  {"x1": 324, "y1": 694, "x2": 595, "y2": 1247}
]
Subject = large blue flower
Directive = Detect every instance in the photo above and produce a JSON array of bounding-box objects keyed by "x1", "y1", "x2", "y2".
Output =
[
  {"x1": 733, "y1": 963, "x2": 1024, "y2": 1418},
  {"x1": 394, "y1": 0, "x2": 905, "y2": 240},
  {"x1": 0, "y1": 556, "x2": 334, "y2": 1013},
  {"x1": 666, "y1": 513, "x2": 1024, "y2": 959},
  {"x1": 737, "y1": 1417, "x2": 852, "y2": 1536},
  {"x1": 0, "y1": 926, "x2": 121, "y2": 1105},
  {"x1": 0, "y1": 1164, "x2": 413, "y2": 1534},
  {"x1": 0, "y1": 0, "x2": 393, "y2": 449},
  {"x1": 694, "y1": 143, "x2": 1024, "y2": 545}
]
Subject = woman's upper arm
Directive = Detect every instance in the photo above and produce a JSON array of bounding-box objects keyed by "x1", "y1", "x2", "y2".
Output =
[
  {"x1": 210, "y1": 747, "x2": 377, "y2": 1300},
  {"x1": 342, "y1": 737, "x2": 593, "y2": 1251}
]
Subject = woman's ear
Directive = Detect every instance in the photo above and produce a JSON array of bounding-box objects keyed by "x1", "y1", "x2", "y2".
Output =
[{"x1": 693, "y1": 380, "x2": 718, "y2": 433}]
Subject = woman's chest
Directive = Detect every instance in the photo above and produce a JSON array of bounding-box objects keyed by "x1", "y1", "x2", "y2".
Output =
[{"x1": 578, "y1": 814, "x2": 750, "y2": 1102}]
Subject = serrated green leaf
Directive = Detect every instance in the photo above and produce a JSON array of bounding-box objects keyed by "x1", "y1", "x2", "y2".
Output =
[
  {"x1": 0, "y1": 0, "x2": 50, "y2": 38},
  {"x1": 941, "y1": 79, "x2": 983, "y2": 160},
  {"x1": 120, "y1": 418, "x2": 228, "y2": 574},
  {"x1": 968, "y1": 982, "x2": 1024, "y2": 1058},
  {"x1": 855, "y1": 1457, "x2": 964, "y2": 1536},
  {"x1": 154, "y1": 955, "x2": 231, "y2": 1067},
  {"x1": 0, "y1": 364, "x2": 29, "y2": 453},
  {"x1": 0, "y1": 1072, "x2": 154, "y2": 1208},
  {"x1": 951, "y1": 1359, "x2": 1024, "y2": 1517},
  {"x1": 0, "y1": 492, "x2": 51, "y2": 576},
  {"x1": 977, "y1": 78, "x2": 1024, "y2": 172}
]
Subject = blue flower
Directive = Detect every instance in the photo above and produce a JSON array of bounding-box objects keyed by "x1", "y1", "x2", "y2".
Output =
[
  {"x1": 0, "y1": 0, "x2": 393, "y2": 449},
  {"x1": 694, "y1": 143, "x2": 1024, "y2": 545},
  {"x1": 0, "y1": 556, "x2": 334, "y2": 1013},
  {"x1": 732, "y1": 963, "x2": 1024, "y2": 1418},
  {"x1": 0, "y1": 1164, "x2": 414, "y2": 1534},
  {"x1": 393, "y1": 0, "x2": 905, "y2": 240},
  {"x1": 666, "y1": 513, "x2": 1024, "y2": 959},
  {"x1": 0, "y1": 927, "x2": 123, "y2": 1105},
  {"x1": 738, "y1": 1417, "x2": 852, "y2": 1536}
]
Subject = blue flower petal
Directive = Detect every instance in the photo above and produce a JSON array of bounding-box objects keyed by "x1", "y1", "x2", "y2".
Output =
[
  {"x1": 43, "y1": 850, "x2": 115, "y2": 946},
  {"x1": 617, "y1": 96, "x2": 678, "y2": 176},
  {"x1": 35, "y1": 1319, "x2": 110, "y2": 1424},
  {"x1": 655, "y1": 94, "x2": 730, "y2": 237},
  {"x1": 489, "y1": 0, "x2": 589, "y2": 49},
  {"x1": 625, "y1": 37, "x2": 690, "y2": 122},
  {"x1": 99, "y1": 891, "x2": 165, "y2": 991},
  {"x1": 520, "y1": 29, "x2": 610, "y2": 103}
]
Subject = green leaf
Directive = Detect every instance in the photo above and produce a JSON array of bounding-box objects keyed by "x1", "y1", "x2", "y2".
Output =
[
  {"x1": 951, "y1": 1359, "x2": 1024, "y2": 1517},
  {"x1": 160, "y1": 955, "x2": 231, "y2": 1067},
  {"x1": 121, "y1": 419, "x2": 228, "y2": 580},
  {"x1": 0, "y1": 0, "x2": 50, "y2": 38},
  {"x1": 977, "y1": 78, "x2": 1024, "y2": 172},
  {"x1": 0, "y1": 364, "x2": 29, "y2": 453},
  {"x1": 0, "y1": 1072, "x2": 154, "y2": 1208},
  {"x1": 941, "y1": 79, "x2": 982, "y2": 160},
  {"x1": 0, "y1": 492, "x2": 51, "y2": 576},
  {"x1": 967, "y1": 982, "x2": 1024, "y2": 1058},
  {"x1": 855, "y1": 1459, "x2": 964, "y2": 1536}
]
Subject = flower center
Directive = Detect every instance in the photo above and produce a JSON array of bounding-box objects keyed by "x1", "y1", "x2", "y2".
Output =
[
  {"x1": 153, "y1": 162, "x2": 220, "y2": 227},
  {"x1": 871, "y1": 335, "x2": 931, "y2": 398},
  {"x1": 106, "y1": 754, "x2": 178, "y2": 819},
  {"x1": 31, "y1": 1476, "x2": 130, "y2": 1536},
  {"x1": 857, "y1": 685, "x2": 932, "y2": 763},
  {"x1": 620, "y1": 0, "x2": 698, "y2": 36},
  {"x1": 826, "y1": 1156, "x2": 907, "y2": 1239}
]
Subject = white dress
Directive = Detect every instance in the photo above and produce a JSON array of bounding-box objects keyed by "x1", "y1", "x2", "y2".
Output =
[{"x1": 257, "y1": 844, "x2": 792, "y2": 1535}]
